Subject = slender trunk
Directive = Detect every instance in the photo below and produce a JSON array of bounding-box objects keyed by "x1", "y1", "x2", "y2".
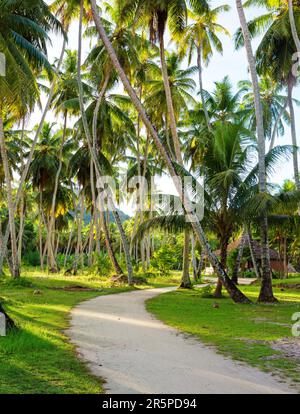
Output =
[
  {"x1": 283, "y1": 236, "x2": 288, "y2": 279},
  {"x1": 100, "y1": 208, "x2": 123, "y2": 275},
  {"x1": 288, "y1": 0, "x2": 300, "y2": 54},
  {"x1": 88, "y1": 211, "x2": 94, "y2": 267},
  {"x1": 191, "y1": 233, "x2": 197, "y2": 281},
  {"x1": 64, "y1": 227, "x2": 74, "y2": 269},
  {"x1": 158, "y1": 31, "x2": 183, "y2": 164},
  {"x1": 232, "y1": 231, "x2": 246, "y2": 284},
  {"x1": 180, "y1": 229, "x2": 192, "y2": 288},
  {"x1": 235, "y1": 0, "x2": 275, "y2": 302},
  {"x1": 48, "y1": 112, "x2": 68, "y2": 272},
  {"x1": 91, "y1": 1, "x2": 251, "y2": 304},
  {"x1": 247, "y1": 227, "x2": 261, "y2": 279},
  {"x1": 17, "y1": 119, "x2": 26, "y2": 264},
  {"x1": 214, "y1": 235, "x2": 229, "y2": 298},
  {"x1": 78, "y1": 0, "x2": 133, "y2": 285},
  {"x1": 38, "y1": 192, "x2": 44, "y2": 271},
  {"x1": 197, "y1": 45, "x2": 211, "y2": 131},
  {"x1": 197, "y1": 250, "x2": 205, "y2": 280},
  {"x1": 0, "y1": 114, "x2": 19, "y2": 278},
  {"x1": 287, "y1": 78, "x2": 300, "y2": 190},
  {"x1": 0, "y1": 39, "x2": 67, "y2": 271},
  {"x1": 269, "y1": 100, "x2": 288, "y2": 152}
]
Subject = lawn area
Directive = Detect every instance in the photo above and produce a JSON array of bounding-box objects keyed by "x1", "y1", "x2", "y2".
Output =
[
  {"x1": 146, "y1": 281, "x2": 300, "y2": 386},
  {"x1": 0, "y1": 268, "x2": 180, "y2": 394}
]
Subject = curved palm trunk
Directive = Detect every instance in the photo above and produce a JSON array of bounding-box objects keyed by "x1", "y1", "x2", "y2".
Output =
[
  {"x1": 91, "y1": 0, "x2": 251, "y2": 304},
  {"x1": 77, "y1": 0, "x2": 133, "y2": 285},
  {"x1": 0, "y1": 39, "x2": 67, "y2": 274},
  {"x1": 0, "y1": 114, "x2": 19, "y2": 278},
  {"x1": 269, "y1": 100, "x2": 288, "y2": 152},
  {"x1": 197, "y1": 45, "x2": 211, "y2": 131},
  {"x1": 287, "y1": 78, "x2": 300, "y2": 190},
  {"x1": 180, "y1": 229, "x2": 192, "y2": 288},
  {"x1": 158, "y1": 31, "x2": 183, "y2": 165},
  {"x1": 288, "y1": 0, "x2": 300, "y2": 54},
  {"x1": 100, "y1": 206, "x2": 123, "y2": 275},
  {"x1": 235, "y1": 0, "x2": 276, "y2": 303}
]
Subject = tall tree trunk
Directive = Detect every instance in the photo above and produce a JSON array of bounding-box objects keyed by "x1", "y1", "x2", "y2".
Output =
[
  {"x1": 38, "y1": 192, "x2": 44, "y2": 271},
  {"x1": 283, "y1": 236, "x2": 288, "y2": 279},
  {"x1": 287, "y1": 77, "x2": 300, "y2": 190},
  {"x1": 17, "y1": 118, "x2": 26, "y2": 264},
  {"x1": 0, "y1": 113, "x2": 19, "y2": 278},
  {"x1": 48, "y1": 112, "x2": 68, "y2": 272},
  {"x1": 247, "y1": 226, "x2": 261, "y2": 280},
  {"x1": 180, "y1": 229, "x2": 192, "y2": 288},
  {"x1": 100, "y1": 208, "x2": 123, "y2": 275},
  {"x1": 91, "y1": 1, "x2": 251, "y2": 304},
  {"x1": 0, "y1": 39, "x2": 67, "y2": 273},
  {"x1": 158, "y1": 31, "x2": 183, "y2": 164},
  {"x1": 191, "y1": 233, "x2": 198, "y2": 281},
  {"x1": 77, "y1": 0, "x2": 133, "y2": 285},
  {"x1": 214, "y1": 235, "x2": 229, "y2": 298},
  {"x1": 288, "y1": 0, "x2": 300, "y2": 54},
  {"x1": 232, "y1": 231, "x2": 246, "y2": 284},
  {"x1": 235, "y1": 0, "x2": 276, "y2": 303},
  {"x1": 197, "y1": 45, "x2": 211, "y2": 131}
]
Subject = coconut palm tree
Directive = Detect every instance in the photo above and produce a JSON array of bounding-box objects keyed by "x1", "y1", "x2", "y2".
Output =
[
  {"x1": 177, "y1": 2, "x2": 230, "y2": 129},
  {"x1": 91, "y1": 0, "x2": 251, "y2": 303},
  {"x1": 235, "y1": 0, "x2": 300, "y2": 191},
  {"x1": 0, "y1": 0, "x2": 63, "y2": 278},
  {"x1": 235, "y1": 0, "x2": 276, "y2": 303},
  {"x1": 239, "y1": 76, "x2": 291, "y2": 150}
]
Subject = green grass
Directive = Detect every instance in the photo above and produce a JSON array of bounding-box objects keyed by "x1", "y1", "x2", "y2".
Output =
[
  {"x1": 146, "y1": 283, "x2": 300, "y2": 386},
  {"x1": 0, "y1": 268, "x2": 180, "y2": 394}
]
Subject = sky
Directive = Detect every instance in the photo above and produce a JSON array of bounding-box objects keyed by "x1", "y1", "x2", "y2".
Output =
[{"x1": 30, "y1": 1, "x2": 300, "y2": 214}]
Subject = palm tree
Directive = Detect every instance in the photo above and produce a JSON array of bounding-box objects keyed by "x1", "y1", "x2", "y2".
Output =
[
  {"x1": 77, "y1": 0, "x2": 134, "y2": 284},
  {"x1": 178, "y1": 3, "x2": 230, "y2": 129},
  {"x1": 91, "y1": 0, "x2": 251, "y2": 303},
  {"x1": 235, "y1": 0, "x2": 276, "y2": 303},
  {"x1": 239, "y1": 76, "x2": 290, "y2": 150},
  {"x1": 0, "y1": 0, "x2": 63, "y2": 278},
  {"x1": 29, "y1": 123, "x2": 62, "y2": 271},
  {"x1": 236, "y1": 0, "x2": 300, "y2": 190},
  {"x1": 0, "y1": 1, "x2": 65, "y2": 276}
]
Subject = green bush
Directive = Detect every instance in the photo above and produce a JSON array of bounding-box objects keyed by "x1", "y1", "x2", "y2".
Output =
[
  {"x1": 94, "y1": 252, "x2": 112, "y2": 276},
  {"x1": 150, "y1": 245, "x2": 178, "y2": 276}
]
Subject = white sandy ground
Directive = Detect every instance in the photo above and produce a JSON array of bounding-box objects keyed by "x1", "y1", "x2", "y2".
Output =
[{"x1": 67, "y1": 287, "x2": 297, "y2": 394}]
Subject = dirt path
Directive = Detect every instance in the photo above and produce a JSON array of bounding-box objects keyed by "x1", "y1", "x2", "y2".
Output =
[{"x1": 68, "y1": 287, "x2": 294, "y2": 394}]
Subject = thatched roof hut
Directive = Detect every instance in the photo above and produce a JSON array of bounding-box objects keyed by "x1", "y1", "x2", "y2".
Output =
[{"x1": 214, "y1": 238, "x2": 296, "y2": 273}]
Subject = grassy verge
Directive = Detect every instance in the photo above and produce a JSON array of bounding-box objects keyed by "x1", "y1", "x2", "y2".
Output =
[
  {"x1": 146, "y1": 282, "x2": 300, "y2": 386},
  {"x1": 0, "y1": 268, "x2": 179, "y2": 394}
]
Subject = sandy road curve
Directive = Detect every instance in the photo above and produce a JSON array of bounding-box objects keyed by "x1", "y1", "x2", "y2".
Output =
[{"x1": 68, "y1": 287, "x2": 294, "y2": 394}]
